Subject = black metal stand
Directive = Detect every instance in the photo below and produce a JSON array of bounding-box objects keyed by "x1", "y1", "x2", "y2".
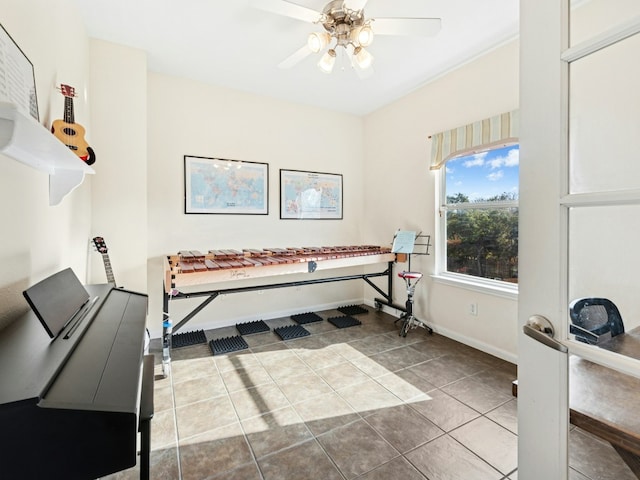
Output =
[
  {"x1": 375, "y1": 231, "x2": 433, "y2": 336},
  {"x1": 161, "y1": 261, "x2": 397, "y2": 376}
]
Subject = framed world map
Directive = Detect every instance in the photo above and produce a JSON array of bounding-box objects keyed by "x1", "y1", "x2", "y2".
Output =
[
  {"x1": 184, "y1": 156, "x2": 268, "y2": 214},
  {"x1": 280, "y1": 169, "x2": 343, "y2": 220}
]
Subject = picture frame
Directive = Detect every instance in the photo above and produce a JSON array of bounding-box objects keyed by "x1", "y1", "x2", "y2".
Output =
[
  {"x1": 184, "y1": 155, "x2": 269, "y2": 215},
  {"x1": 0, "y1": 23, "x2": 39, "y2": 121},
  {"x1": 280, "y1": 169, "x2": 343, "y2": 220}
]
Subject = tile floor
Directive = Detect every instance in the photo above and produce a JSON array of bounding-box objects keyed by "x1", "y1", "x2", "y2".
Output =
[{"x1": 104, "y1": 307, "x2": 636, "y2": 480}]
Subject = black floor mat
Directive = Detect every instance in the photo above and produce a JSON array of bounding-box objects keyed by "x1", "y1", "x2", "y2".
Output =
[
  {"x1": 274, "y1": 324, "x2": 310, "y2": 341},
  {"x1": 337, "y1": 304, "x2": 369, "y2": 316},
  {"x1": 172, "y1": 329, "x2": 207, "y2": 348},
  {"x1": 236, "y1": 320, "x2": 270, "y2": 335},
  {"x1": 209, "y1": 336, "x2": 249, "y2": 356},
  {"x1": 291, "y1": 312, "x2": 323, "y2": 324},
  {"x1": 328, "y1": 315, "x2": 362, "y2": 329}
]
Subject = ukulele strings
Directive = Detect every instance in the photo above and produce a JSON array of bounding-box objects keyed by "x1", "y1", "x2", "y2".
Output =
[{"x1": 65, "y1": 89, "x2": 76, "y2": 151}]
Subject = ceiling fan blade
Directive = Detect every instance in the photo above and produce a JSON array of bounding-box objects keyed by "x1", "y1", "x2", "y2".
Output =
[
  {"x1": 373, "y1": 17, "x2": 442, "y2": 37},
  {"x1": 346, "y1": 0, "x2": 370, "y2": 11},
  {"x1": 250, "y1": 0, "x2": 321, "y2": 24},
  {"x1": 278, "y1": 45, "x2": 312, "y2": 69}
]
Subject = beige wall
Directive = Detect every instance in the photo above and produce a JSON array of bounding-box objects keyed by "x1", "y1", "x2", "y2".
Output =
[
  {"x1": 145, "y1": 73, "x2": 367, "y2": 338},
  {"x1": 0, "y1": 0, "x2": 92, "y2": 330},
  {"x1": 87, "y1": 40, "x2": 148, "y2": 293},
  {"x1": 364, "y1": 40, "x2": 520, "y2": 361}
]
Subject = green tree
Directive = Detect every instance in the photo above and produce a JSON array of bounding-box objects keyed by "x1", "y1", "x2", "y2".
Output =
[{"x1": 446, "y1": 192, "x2": 518, "y2": 281}]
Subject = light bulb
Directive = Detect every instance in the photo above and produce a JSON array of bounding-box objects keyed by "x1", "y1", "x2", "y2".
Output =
[
  {"x1": 354, "y1": 25, "x2": 374, "y2": 47},
  {"x1": 318, "y1": 49, "x2": 336, "y2": 73},
  {"x1": 354, "y1": 46, "x2": 373, "y2": 70},
  {"x1": 307, "y1": 32, "x2": 330, "y2": 53}
]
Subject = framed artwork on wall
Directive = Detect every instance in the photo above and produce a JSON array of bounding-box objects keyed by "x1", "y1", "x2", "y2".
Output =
[
  {"x1": 280, "y1": 169, "x2": 343, "y2": 220},
  {"x1": 184, "y1": 155, "x2": 269, "y2": 215},
  {"x1": 0, "y1": 22, "x2": 39, "y2": 121}
]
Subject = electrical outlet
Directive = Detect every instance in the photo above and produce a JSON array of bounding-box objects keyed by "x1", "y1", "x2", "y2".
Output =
[{"x1": 469, "y1": 303, "x2": 478, "y2": 316}]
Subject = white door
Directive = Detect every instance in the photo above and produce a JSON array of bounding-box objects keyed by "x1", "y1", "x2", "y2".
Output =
[{"x1": 518, "y1": 0, "x2": 640, "y2": 478}]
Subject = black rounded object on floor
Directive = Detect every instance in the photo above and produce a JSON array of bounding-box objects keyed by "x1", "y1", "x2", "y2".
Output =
[
  {"x1": 236, "y1": 320, "x2": 270, "y2": 335},
  {"x1": 209, "y1": 335, "x2": 249, "y2": 355},
  {"x1": 328, "y1": 315, "x2": 362, "y2": 329},
  {"x1": 274, "y1": 324, "x2": 310, "y2": 340},
  {"x1": 172, "y1": 329, "x2": 207, "y2": 348},
  {"x1": 337, "y1": 304, "x2": 369, "y2": 315},
  {"x1": 291, "y1": 312, "x2": 323, "y2": 324}
]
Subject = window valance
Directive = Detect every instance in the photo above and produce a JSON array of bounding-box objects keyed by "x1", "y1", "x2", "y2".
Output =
[{"x1": 429, "y1": 110, "x2": 519, "y2": 170}]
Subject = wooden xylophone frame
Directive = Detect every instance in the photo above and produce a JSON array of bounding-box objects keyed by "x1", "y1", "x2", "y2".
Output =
[{"x1": 161, "y1": 245, "x2": 407, "y2": 374}]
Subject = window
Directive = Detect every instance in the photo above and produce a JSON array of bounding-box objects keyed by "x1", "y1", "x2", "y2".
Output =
[{"x1": 440, "y1": 145, "x2": 519, "y2": 285}]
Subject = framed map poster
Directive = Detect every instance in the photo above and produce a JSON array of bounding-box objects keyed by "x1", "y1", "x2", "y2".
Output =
[
  {"x1": 0, "y1": 23, "x2": 38, "y2": 120},
  {"x1": 280, "y1": 169, "x2": 343, "y2": 220},
  {"x1": 184, "y1": 156, "x2": 268, "y2": 214}
]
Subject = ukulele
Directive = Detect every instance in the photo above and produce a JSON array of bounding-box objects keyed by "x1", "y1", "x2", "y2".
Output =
[
  {"x1": 92, "y1": 237, "x2": 116, "y2": 285},
  {"x1": 51, "y1": 84, "x2": 96, "y2": 165}
]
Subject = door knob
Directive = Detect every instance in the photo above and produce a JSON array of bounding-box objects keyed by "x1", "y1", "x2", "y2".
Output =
[{"x1": 524, "y1": 315, "x2": 568, "y2": 353}]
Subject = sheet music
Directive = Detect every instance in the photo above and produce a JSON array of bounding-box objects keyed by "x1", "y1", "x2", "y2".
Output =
[
  {"x1": 0, "y1": 24, "x2": 38, "y2": 119},
  {"x1": 392, "y1": 230, "x2": 416, "y2": 254}
]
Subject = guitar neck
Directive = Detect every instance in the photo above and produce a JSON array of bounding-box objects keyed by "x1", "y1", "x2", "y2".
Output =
[{"x1": 101, "y1": 252, "x2": 116, "y2": 285}]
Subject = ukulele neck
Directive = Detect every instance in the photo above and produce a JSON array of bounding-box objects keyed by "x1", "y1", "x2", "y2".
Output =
[{"x1": 64, "y1": 96, "x2": 75, "y2": 124}]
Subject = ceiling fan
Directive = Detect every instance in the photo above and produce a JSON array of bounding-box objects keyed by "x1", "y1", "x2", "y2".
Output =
[{"x1": 251, "y1": 0, "x2": 442, "y2": 76}]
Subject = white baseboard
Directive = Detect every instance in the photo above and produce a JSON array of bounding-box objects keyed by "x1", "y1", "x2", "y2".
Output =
[
  {"x1": 430, "y1": 324, "x2": 517, "y2": 364},
  {"x1": 363, "y1": 299, "x2": 517, "y2": 364}
]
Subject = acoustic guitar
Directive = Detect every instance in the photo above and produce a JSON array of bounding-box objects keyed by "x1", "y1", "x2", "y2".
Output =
[
  {"x1": 51, "y1": 84, "x2": 96, "y2": 165},
  {"x1": 92, "y1": 236, "x2": 151, "y2": 352},
  {"x1": 92, "y1": 236, "x2": 116, "y2": 285}
]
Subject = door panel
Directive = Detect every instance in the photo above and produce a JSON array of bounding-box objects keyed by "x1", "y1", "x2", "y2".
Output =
[
  {"x1": 518, "y1": 0, "x2": 640, "y2": 480},
  {"x1": 569, "y1": 33, "x2": 640, "y2": 195},
  {"x1": 520, "y1": 0, "x2": 640, "y2": 478},
  {"x1": 519, "y1": 327, "x2": 569, "y2": 479},
  {"x1": 569, "y1": 205, "x2": 640, "y2": 331},
  {"x1": 518, "y1": 0, "x2": 570, "y2": 477}
]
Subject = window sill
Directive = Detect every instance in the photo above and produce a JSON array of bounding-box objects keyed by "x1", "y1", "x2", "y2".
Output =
[{"x1": 431, "y1": 273, "x2": 518, "y2": 301}]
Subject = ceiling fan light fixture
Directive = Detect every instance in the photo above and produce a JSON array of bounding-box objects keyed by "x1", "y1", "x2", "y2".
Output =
[
  {"x1": 307, "y1": 31, "x2": 330, "y2": 53},
  {"x1": 318, "y1": 48, "x2": 337, "y2": 73},
  {"x1": 354, "y1": 46, "x2": 373, "y2": 70},
  {"x1": 353, "y1": 24, "x2": 374, "y2": 47}
]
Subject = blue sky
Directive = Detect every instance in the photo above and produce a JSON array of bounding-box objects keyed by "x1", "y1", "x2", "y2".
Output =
[{"x1": 445, "y1": 145, "x2": 519, "y2": 201}]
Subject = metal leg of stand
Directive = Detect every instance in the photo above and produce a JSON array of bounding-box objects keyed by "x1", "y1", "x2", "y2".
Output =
[{"x1": 397, "y1": 281, "x2": 433, "y2": 337}]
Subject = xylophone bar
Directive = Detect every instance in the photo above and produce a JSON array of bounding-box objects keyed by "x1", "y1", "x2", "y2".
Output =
[{"x1": 164, "y1": 245, "x2": 395, "y2": 293}]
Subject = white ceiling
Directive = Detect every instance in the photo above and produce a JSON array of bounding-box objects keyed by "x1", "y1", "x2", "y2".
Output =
[{"x1": 74, "y1": 0, "x2": 519, "y2": 116}]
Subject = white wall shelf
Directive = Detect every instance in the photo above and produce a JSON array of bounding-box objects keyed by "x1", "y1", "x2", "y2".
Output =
[{"x1": 0, "y1": 102, "x2": 94, "y2": 205}]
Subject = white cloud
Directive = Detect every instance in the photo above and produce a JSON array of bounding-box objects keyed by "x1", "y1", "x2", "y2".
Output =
[
  {"x1": 504, "y1": 148, "x2": 519, "y2": 166},
  {"x1": 489, "y1": 148, "x2": 519, "y2": 169},
  {"x1": 463, "y1": 152, "x2": 487, "y2": 168},
  {"x1": 487, "y1": 170, "x2": 504, "y2": 181}
]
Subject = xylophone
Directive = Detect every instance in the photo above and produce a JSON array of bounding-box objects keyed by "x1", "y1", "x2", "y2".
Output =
[
  {"x1": 161, "y1": 244, "x2": 404, "y2": 376},
  {"x1": 164, "y1": 245, "x2": 396, "y2": 293}
]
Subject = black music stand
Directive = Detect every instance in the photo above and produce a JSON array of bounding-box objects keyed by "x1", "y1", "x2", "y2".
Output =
[{"x1": 375, "y1": 231, "x2": 432, "y2": 336}]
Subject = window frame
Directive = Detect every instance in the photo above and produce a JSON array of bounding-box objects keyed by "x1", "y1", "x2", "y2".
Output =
[{"x1": 434, "y1": 147, "x2": 519, "y2": 299}]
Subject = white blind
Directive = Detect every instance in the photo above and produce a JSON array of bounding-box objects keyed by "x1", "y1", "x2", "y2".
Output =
[{"x1": 430, "y1": 110, "x2": 519, "y2": 170}]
